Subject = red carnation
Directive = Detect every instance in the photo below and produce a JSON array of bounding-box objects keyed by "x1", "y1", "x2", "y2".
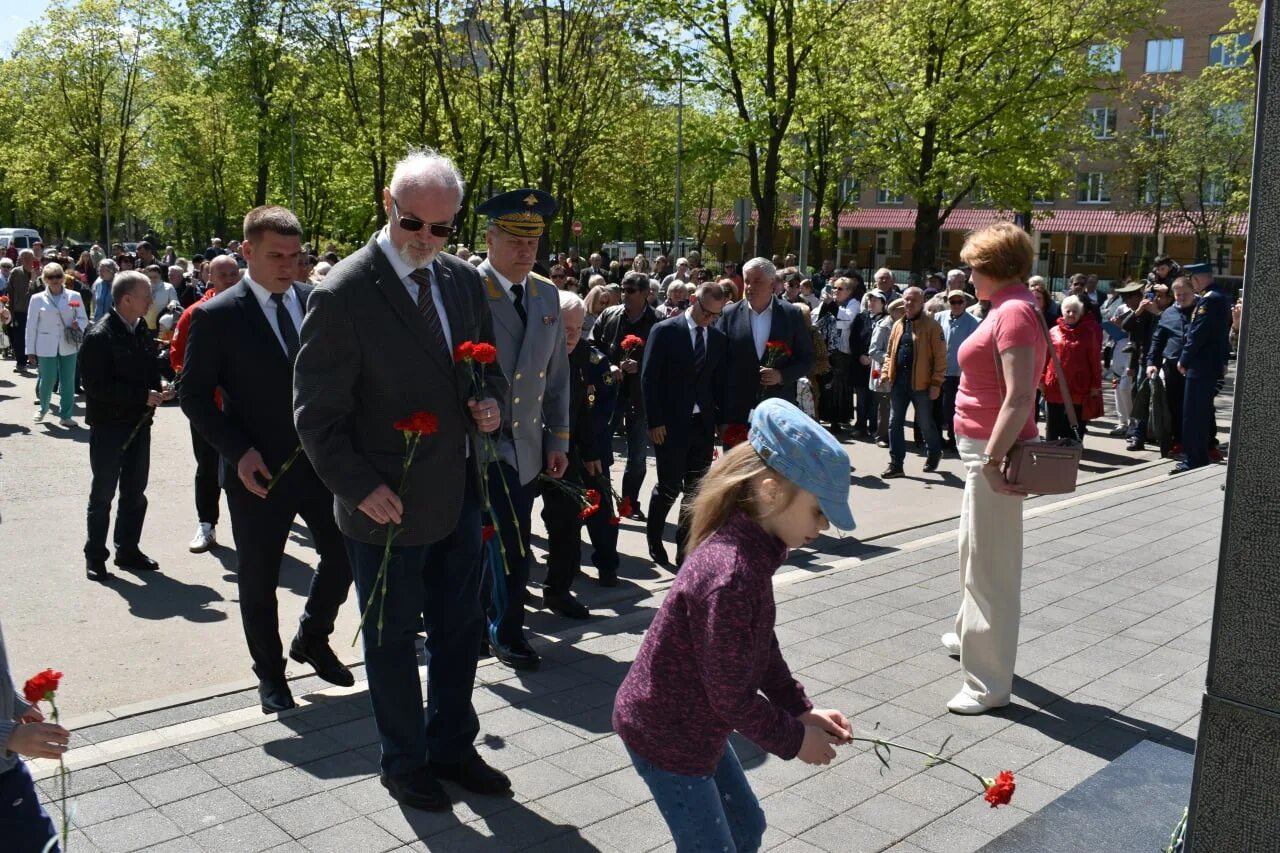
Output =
[
  {"x1": 608, "y1": 516, "x2": 621, "y2": 526},
  {"x1": 618, "y1": 496, "x2": 633, "y2": 517},
  {"x1": 394, "y1": 411, "x2": 439, "y2": 436},
  {"x1": 723, "y1": 424, "x2": 749, "y2": 448},
  {"x1": 23, "y1": 668, "x2": 62, "y2": 704},
  {"x1": 482, "y1": 524, "x2": 496, "y2": 542},
  {"x1": 471, "y1": 342, "x2": 497, "y2": 365},
  {"x1": 766, "y1": 339, "x2": 791, "y2": 357},
  {"x1": 0, "y1": 295, "x2": 9, "y2": 304},
  {"x1": 585, "y1": 488, "x2": 601, "y2": 505},
  {"x1": 621, "y1": 334, "x2": 645, "y2": 352},
  {"x1": 983, "y1": 771, "x2": 1016, "y2": 808},
  {"x1": 453, "y1": 340, "x2": 475, "y2": 363},
  {"x1": 68, "y1": 300, "x2": 81, "y2": 309}
]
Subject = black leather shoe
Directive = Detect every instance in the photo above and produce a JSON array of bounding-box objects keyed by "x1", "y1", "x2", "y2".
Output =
[
  {"x1": 258, "y1": 677, "x2": 296, "y2": 714},
  {"x1": 381, "y1": 769, "x2": 452, "y2": 812},
  {"x1": 289, "y1": 636, "x2": 355, "y2": 687},
  {"x1": 881, "y1": 465, "x2": 905, "y2": 479},
  {"x1": 114, "y1": 551, "x2": 160, "y2": 572},
  {"x1": 86, "y1": 563, "x2": 114, "y2": 582},
  {"x1": 648, "y1": 539, "x2": 671, "y2": 568},
  {"x1": 544, "y1": 591, "x2": 590, "y2": 620},
  {"x1": 923, "y1": 454, "x2": 940, "y2": 473},
  {"x1": 429, "y1": 754, "x2": 512, "y2": 797},
  {"x1": 490, "y1": 639, "x2": 540, "y2": 671},
  {"x1": 597, "y1": 569, "x2": 618, "y2": 588},
  {"x1": 626, "y1": 506, "x2": 646, "y2": 522}
]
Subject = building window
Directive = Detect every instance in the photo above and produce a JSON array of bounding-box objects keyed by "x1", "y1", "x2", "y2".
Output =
[
  {"x1": 1077, "y1": 172, "x2": 1111, "y2": 204},
  {"x1": 1210, "y1": 32, "x2": 1251, "y2": 67},
  {"x1": 1203, "y1": 178, "x2": 1227, "y2": 206},
  {"x1": 839, "y1": 176, "x2": 861, "y2": 201},
  {"x1": 1216, "y1": 237, "x2": 1233, "y2": 269},
  {"x1": 1088, "y1": 44, "x2": 1123, "y2": 73},
  {"x1": 1145, "y1": 38, "x2": 1184, "y2": 73},
  {"x1": 1030, "y1": 188, "x2": 1055, "y2": 206},
  {"x1": 1087, "y1": 106, "x2": 1116, "y2": 139},
  {"x1": 1142, "y1": 171, "x2": 1174, "y2": 205},
  {"x1": 877, "y1": 188, "x2": 904, "y2": 205},
  {"x1": 1073, "y1": 234, "x2": 1108, "y2": 264},
  {"x1": 875, "y1": 231, "x2": 901, "y2": 257},
  {"x1": 1146, "y1": 104, "x2": 1168, "y2": 138},
  {"x1": 1131, "y1": 234, "x2": 1159, "y2": 265}
]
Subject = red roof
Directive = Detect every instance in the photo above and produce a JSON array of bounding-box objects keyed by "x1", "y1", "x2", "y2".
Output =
[{"x1": 1033, "y1": 209, "x2": 1248, "y2": 236}]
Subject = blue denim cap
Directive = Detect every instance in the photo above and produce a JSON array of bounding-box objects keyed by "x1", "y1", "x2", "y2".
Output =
[{"x1": 749, "y1": 399, "x2": 855, "y2": 531}]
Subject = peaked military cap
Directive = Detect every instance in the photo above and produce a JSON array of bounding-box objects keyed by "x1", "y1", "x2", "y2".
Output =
[{"x1": 478, "y1": 188, "x2": 558, "y2": 238}]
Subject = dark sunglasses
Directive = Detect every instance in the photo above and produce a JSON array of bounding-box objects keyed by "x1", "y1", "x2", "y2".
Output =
[
  {"x1": 949, "y1": 299, "x2": 965, "y2": 305},
  {"x1": 390, "y1": 196, "x2": 456, "y2": 239},
  {"x1": 697, "y1": 299, "x2": 722, "y2": 318},
  {"x1": 622, "y1": 287, "x2": 640, "y2": 294}
]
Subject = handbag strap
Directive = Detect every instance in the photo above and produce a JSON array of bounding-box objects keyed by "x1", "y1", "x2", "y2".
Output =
[{"x1": 990, "y1": 302, "x2": 1080, "y2": 433}]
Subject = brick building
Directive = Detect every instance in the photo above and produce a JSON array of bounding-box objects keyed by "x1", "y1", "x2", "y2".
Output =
[{"x1": 704, "y1": 0, "x2": 1249, "y2": 288}]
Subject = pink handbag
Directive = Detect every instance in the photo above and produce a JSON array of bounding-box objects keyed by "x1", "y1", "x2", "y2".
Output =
[{"x1": 993, "y1": 312, "x2": 1082, "y2": 495}]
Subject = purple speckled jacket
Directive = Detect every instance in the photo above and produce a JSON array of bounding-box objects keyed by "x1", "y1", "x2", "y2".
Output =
[{"x1": 612, "y1": 511, "x2": 813, "y2": 776}]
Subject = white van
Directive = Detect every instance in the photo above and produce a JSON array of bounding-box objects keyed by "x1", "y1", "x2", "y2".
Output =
[{"x1": 0, "y1": 228, "x2": 42, "y2": 253}]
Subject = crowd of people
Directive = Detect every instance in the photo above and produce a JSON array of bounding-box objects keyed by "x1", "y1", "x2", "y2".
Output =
[{"x1": 0, "y1": 147, "x2": 1241, "y2": 850}]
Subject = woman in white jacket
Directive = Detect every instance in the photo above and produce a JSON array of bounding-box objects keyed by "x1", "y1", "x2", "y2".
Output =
[{"x1": 25, "y1": 263, "x2": 89, "y2": 426}]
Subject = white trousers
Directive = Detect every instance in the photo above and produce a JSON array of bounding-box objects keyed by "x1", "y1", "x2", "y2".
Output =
[
  {"x1": 1112, "y1": 348, "x2": 1133, "y2": 423},
  {"x1": 953, "y1": 435, "x2": 1026, "y2": 706}
]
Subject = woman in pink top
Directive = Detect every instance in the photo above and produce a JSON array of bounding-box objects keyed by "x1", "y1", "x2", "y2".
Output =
[{"x1": 941, "y1": 224, "x2": 1047, "y2": 715}]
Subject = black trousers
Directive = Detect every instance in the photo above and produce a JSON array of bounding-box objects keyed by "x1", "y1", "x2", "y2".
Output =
[
  {"x1": 939, "y1": 375, "x2": 961, "y2": 444},
  {"x1": 224, "y1": 473, "x2": 352, "y2": 680},
  {"x1": 1045, "y1": 402, "x2": 1086, "y2": 444},
  {"x1": 8, "y1": 311, "x2": 26, "y2": 364},
  {"x1": 827, "y1": 352, "x2": 854, "y2": 425},
  {"x1": 1162, "y1": 366, "x2": 1186, "y2": 450},
  {"x1": 648, "y1": 414, "x2": 715, "y2": 564},
  {"x1": 85, "y1": 421, "x2": 151, "y2": 564},
  {"x1": 191, "y1": 422, "x2": 221, "y2": 525},
  {"x1": 540, "y1": 462, "x2": 620, "y2": 594}
]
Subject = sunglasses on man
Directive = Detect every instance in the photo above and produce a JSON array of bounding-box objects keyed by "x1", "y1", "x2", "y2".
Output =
[
  {"x1": 949, "y1": 298, "x2": 966, "y2": 306},
  {"x1": 696, "y1": 299, "x2": 722, "y2": 318},
  {"x1": 390, "y1": 196, "x2": 457, "y2": 239}
]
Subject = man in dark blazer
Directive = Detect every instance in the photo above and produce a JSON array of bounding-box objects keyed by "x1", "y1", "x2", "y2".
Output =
[
  {"x1": 180, "y1": 206, "x2": 354, "y2": 715},
  {"x1": 716, "y1": 257, "x2": 815, "y2": 427},
  {"x1": 641, "y1": 282, "x2": 729, "y2": 567},
  {"x1": 577, "y1": 252, "x2": 606, "y2": 294},
  {"x1": 294, "y1": 150, "x2": 511, "y2": 813}
]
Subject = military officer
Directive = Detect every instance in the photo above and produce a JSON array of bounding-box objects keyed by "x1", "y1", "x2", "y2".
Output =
[
  {"x1": 1174, "y1": 261, "x2": 1231, "y2": 473},
  {"x1": 539, "y1": 290, "x2": 621, "y2": 618},
  {"x1": 476, "y1": 189, "x2": 571, "y2": 670}
]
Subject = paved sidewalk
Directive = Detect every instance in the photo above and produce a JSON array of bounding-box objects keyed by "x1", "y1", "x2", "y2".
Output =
[{"x1": 27, "y1": 464, "x2": 1223, "y2": 852}]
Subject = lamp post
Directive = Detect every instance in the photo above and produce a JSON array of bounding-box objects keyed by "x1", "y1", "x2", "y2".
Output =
[{"x1": 673, "y1": 66, "x2": 683, "y2": 257}]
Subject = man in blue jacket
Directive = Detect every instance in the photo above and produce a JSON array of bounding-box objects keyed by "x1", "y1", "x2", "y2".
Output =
[{"x1": 1174, "y1": 262, "x2": 1231, "y2": 473}]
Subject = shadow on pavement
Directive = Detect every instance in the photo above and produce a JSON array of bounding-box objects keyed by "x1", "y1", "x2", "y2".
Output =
[{"x1": 106, "y1": 565, "x2": 227, "y2": 622}]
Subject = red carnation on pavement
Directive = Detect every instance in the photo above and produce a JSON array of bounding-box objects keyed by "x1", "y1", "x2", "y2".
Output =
[
  {"x1": 723, "y1": 424, "x2": 749, "y2": 449},
  {"x1": 983, "y1": 771, "x2": 1016, "y2": 808},
  {"x1": 471, "y1": 342, "x2": 498, "y2": 365},
  {"x1": 23, "y1": 668, "x2": 62, "y2": 704},
  {"x1": 453, "y1": 340, "x2": 475, "y2": 363},
  {"x1": 482, "y1": 524, "x2": 496, "y2": 542}
]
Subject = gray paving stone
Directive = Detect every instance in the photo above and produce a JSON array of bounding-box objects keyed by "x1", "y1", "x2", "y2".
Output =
[
  {"x1": 39, "y1": 764, "x2": 125, "y2": 800},
  {"x1": 131, "y1": 763, "x2": 222, "y2": 807},
  {"x1": 537, "y1": 780, "x2": 632, "y2": 826},
  {"x1": 798, "y1": 814, "x2": 896, "y2": 853},
  {"x1": 230, "y1": 766, "x2": 327, "y2": 810},
  {"x1": 190, "y1": 812, "x2": 291, "y2": 851},
  {"x1": 264, "y1": 790, "x2": 360, "y2": 838},
  {"x1": 158, "y1": 787, "x2": 255, "y2": 835},
  {"x1": 846, "y1": 792, "x2": 939, "y2": 837},
  {"x1": 107, "y1": 748, "x2": 190, "y2": 782},
  {"x1": 580, "y1": 802, "x2": 668, "y2": 852},
  {"x1": 82, "y1": 809, "x2": 184, "y2": 853},
  {"x1": 300, "y1": 816, "x2": 401, "y2": 853},
  {"x1": 367, "y1": 803, "x2": 465, "y2": 844},
  {"x1": 176, "y1": 731, "x2": 256, "y2": 763},
  {"x1": 200, "y1": 746, "x2": 293, "y2": 786},
  {"x1": 69, "y1": 783, "x2": 153, "y2": 827},
  {"x1": 759, "y1": 789, "x2": 836, "y2": 837}
]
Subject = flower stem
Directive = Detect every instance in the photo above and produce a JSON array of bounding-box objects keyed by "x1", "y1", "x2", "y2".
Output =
[
  {"x1": 265, "y1": 445, "x2": 303, "y2": 495},
  {"x1": 848, "y1": 735, "x2": 990, "y2": 792},
  {"x1": 51, "y1": 696, "x2": 68, "y2": 851}
]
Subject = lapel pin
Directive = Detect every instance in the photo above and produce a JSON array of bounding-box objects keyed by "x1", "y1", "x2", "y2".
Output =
[{"x1": 542, "y1": 315, "x2": 555, "y2": 326}]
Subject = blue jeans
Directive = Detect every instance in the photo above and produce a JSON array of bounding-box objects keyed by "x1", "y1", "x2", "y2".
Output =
[
  {"x1": 0, "y1": 761, "x2": 59, "y2": 853},
  {"x1": 888, "y1": 379, "x2": 941, "y2": 466},
  {"x1": 346, "y1": 471, "x2": 484, "y2": 777},
  {"x1": 36, "y1": 353, "x2": 77, "y2": 418},
  {"x1": 628, "y1": 743, "x2": 765, "y2": 853}
]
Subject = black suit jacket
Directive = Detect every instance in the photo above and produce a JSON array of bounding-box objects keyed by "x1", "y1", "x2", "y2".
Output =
[
  {"x1": 293, "y1": 239, "x2": 508, "y2": 546},
  {"x1": 180, "y1": 280, "x2": 321, "y2": 496},
  {"x1": 716, "y1": 297, "x2": 815, "y2": 425},
  {"x1": 641, "y1": 314, "x2": 728, "y2": 446}
]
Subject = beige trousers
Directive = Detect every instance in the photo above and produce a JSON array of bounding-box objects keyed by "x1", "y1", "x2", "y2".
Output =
[{"x1": 953, "y1": 435, "x2": 1026, "y2": 706}]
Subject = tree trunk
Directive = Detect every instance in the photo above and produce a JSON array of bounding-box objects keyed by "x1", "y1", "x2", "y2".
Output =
[{"x1": 912, "y1": 204, "x2": 942, "y2": 275}]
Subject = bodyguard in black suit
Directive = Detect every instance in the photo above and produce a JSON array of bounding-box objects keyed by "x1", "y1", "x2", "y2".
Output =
[
  {"x1": 717, "y1": 257, "x2": 816, "y2": 427},
  {"x1": 641, "y1": 283, "x2": 729, "y2": 567},
  {"x1": 294, "y1": 153, "x2": 512, "y2": 813},
  {"x1": 180, "y1": 206, "x2": 353, "y2": 714}
]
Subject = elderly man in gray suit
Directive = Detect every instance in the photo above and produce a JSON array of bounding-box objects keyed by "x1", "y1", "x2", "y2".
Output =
[
  {"x1": 294, "y1": 149, "x2": 511, "y2": 812},
  {"x1": 474, "y1": 188, "x2": 571, "y2": 672}
]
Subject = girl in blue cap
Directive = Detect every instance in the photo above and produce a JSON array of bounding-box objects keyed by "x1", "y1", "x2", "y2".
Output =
[{"x1": 613, "y1": 398, "x2": 855, "y2": 851}]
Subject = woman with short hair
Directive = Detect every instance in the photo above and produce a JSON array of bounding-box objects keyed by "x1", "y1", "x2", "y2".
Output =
[
  {"x1": 942, "y1": 223, "x2": 1048, "y2": 715},
  {"x1": 1043, "y1": 295, "x2": 1103, "y2": 443},
  {"x1": 25, "y1": 263, "x2": 89, "y2": 426}
]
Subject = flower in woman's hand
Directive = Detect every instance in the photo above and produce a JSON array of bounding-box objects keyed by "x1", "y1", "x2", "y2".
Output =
[{"x1": 983, "y1": 771, "x2": 1016, "y2": 808}]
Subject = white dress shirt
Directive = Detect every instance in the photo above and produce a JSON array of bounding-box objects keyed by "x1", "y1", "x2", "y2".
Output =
[
  {"x1": 375, "y1": 227, "x2": 455, "y2": 350},
  {"x1": 749, "y1": 299, "x2": 773, "y2": 361},
  {"x1": 244, "y1": 275, "x2": 304, "y2": 356},
  {"x1": 684, "y1": 309, "x2": 703, "y2": 414}
]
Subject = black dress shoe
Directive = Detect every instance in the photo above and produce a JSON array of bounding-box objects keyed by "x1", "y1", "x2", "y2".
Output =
[
  {"x1": 258, "y1": 678, "x2": 296, "y2": 714},
  {"x1": 626, "y1": 506, "x2": 646, "y2": 522},
  {"x1": 648, "y1": 540, "x2": 672, "y2": 568},
  {"x1": 86, "y1": 563, "x2": 114, "y2": 582},
  {"x1": 289, "y1": 636, "x2": 355, "y2": 687},
  {"x1": 923, "y1": 454, "x2": 940, "y2": 473},
  {"x1": 429, "y1": 754, "x2": 512, "y2": 797},
  {"x1": 381, "y1": 769, "x2": 452, "y2": 812},
  {"x1": 881, "y1": 465, "x2": 905, "y2": 479},
  {"x1": 544, "y1": 591, "x2": 590, "y2": 619},
  {"x1": 490, "y1": 639, "x2": 540, "y2": 671},
  {"x1": 597, "y1": 569, "x2": 618, "y2": 588},
  {"x1": 114, "y1": 551, "x2": 160, "y2": 572}
]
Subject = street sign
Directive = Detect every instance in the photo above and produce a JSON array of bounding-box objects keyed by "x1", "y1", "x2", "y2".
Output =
[
  {"x1": 572, "y1": 220, "x2": 583, "y2": 236},
  {"x1": 733, "y1": 198, "x2": 751, "y2": 245}
]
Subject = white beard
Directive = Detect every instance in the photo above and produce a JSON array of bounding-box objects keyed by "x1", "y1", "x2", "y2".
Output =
[{"x1": 396, "y1": 242, "x2": 439, "y2": 270}]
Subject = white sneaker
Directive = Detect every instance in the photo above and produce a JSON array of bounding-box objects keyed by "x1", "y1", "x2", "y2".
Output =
[
  {"x1": 189, "y1": 523, "x2": 217, "y2": 553},
  {"x1": 33, "y1": 410, "x2": 45, "y2": 423},
  {"x1": 60, "y1": 417, "x2": 76, "y2": 428},
  {"x1": 941, "y1": 632, "x2": 961, "y2": 656},
  {"x1": 947, "y1": 690, "x2": 1009, "y2": 716}
]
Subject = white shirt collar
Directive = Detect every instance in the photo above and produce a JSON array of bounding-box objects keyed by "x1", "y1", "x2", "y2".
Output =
[
  {"x1": 684, "y1": 308, "x2": 701, "y2": 334},
  {"x1": 487, "y1": 263, "x2": 527, "y2": 298},
  {"x1": 243, "y1": 274, "x2": 297, "y2": 309},
  {"x1": 749, "y1": 298, "x2": 774, "y2": 318}
]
